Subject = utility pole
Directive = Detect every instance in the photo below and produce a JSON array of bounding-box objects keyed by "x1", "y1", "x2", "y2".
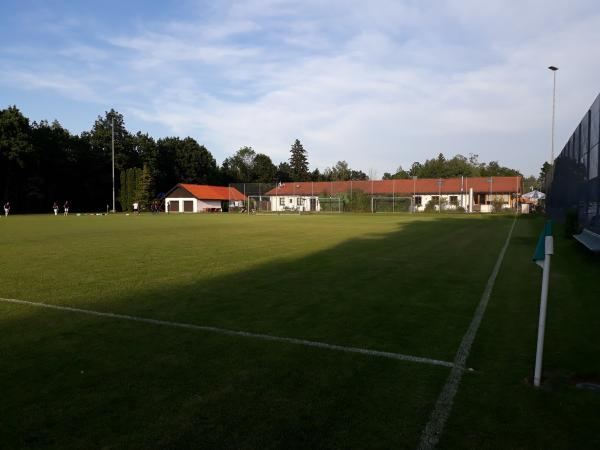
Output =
[{"x1": 111, "y1": 117, "x2": 116, "y2": 213}]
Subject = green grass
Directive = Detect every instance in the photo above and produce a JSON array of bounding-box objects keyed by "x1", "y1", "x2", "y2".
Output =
[{"x1": 0, "y1": 213, "x2": 598, "y2": 449}]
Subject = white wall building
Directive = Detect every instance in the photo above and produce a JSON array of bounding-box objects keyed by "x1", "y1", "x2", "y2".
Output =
[
  {"x1": 164, "y1": 184, "x2": 246, "y2": 213},
  {"x1": 263, "y1": 178, "x2": 521, "y2": 213}
]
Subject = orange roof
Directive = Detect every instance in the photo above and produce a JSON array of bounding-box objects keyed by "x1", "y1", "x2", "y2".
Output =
[
  {"x1": 170, "y1": 184, "x2": 246, "y2": 201},
  {"x1": 265, "y1": 177, "x2": 522, "y2": 196}
]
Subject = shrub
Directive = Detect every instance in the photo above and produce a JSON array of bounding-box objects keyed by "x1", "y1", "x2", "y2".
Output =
[
  {"x1": 425, "y1": 197, "x2": 447, "y2": 212},
  {"x1": 491, "y1": 197, "x2": 505, "y2": 213}
]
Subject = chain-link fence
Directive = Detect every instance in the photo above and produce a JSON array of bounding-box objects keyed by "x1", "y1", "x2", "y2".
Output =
[
  {"x1": 227, "y1": 179, "x2": 521, "y2": 214},
  {"x1": 228, "y1": 181, "x2": 418, "y2": 213},
  {"x1": 547, "y1": 93, "x2": 600, "y2": 231}
]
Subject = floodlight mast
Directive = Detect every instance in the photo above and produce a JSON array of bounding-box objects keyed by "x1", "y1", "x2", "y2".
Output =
[
  {"x1": 548, "y1": 66, "x2": 559, "y2": 164},
  {"x1": 111, "y1": 117, "x2": 115, "y2": 213}
]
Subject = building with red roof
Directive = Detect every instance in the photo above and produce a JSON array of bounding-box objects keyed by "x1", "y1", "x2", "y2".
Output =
[
  {"x1": 263, "y1": 176, "x2": 523, "y2": 212},
  {"x1": 164, "y1": 184, "x2": 246, "y2": 213}
]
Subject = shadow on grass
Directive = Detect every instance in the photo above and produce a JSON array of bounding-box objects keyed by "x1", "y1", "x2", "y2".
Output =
[
  {"x1": 2, "y1": 214, "x2": 522, "y2": 450},
  {"x1": 8, "y1": 214, "x2": 517, "y2": 361}
]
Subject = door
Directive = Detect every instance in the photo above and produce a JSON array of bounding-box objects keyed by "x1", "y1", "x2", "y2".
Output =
[{"x1": 310, "y1": 198, "x2": 316, "y2": 211}]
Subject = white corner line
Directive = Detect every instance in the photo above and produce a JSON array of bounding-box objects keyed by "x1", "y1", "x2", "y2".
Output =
[
  {"x1": 417, "y1": 216, "x2": 517, "y2": 450},
  {"x1": 0, "y1": 296, "x2": 454, "y2": 369}
]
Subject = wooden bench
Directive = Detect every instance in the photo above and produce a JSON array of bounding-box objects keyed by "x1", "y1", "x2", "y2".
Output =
[{"x1": 573, "y1": 228, "x2": 600, "y2": 253}]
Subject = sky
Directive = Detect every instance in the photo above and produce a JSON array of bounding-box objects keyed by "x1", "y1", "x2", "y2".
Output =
[{"x1": 2, "y1": 0, "x2": 600, "y2": 177}]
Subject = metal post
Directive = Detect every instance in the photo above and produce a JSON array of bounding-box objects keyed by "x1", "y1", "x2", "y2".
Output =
[
  {"x1": 111, "y1": 117, "x2": 115, "y2": 213},
  {"x1": 413, "y1": 176, "x2": 417, "y2": 212},
  {"x1": 437, "y1": 179, "x2": 442, "y2": 213},
  {"x1": 392, "y1": 179, "x2": 395, "y2": 213},
  {"x1": 516, "y1": 177, "x2": 520, "y2": 213},
  {"x1": 548, "y1": 66, "x2": 558, "y2": 164},
  {"x1": 534, "y1": 235, "x2": 554, "y2": 387}
]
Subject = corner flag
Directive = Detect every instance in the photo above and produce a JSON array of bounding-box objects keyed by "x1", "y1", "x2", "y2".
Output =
[
  {"x1": 533, "y1": 220, "x2": 553, "y2": 268},
  {"x1": 533, "y1": 220, "x2": 554, "y2": 387}
]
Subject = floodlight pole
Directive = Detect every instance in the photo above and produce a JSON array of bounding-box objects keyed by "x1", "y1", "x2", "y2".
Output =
[
  {"x1": 548, "y1": 66, "x2": 559, "y2": 164},
  {"x1": 437, "y1": 179, "x2": 443, "y2": 213},
  {"x1": 111, "y1": 117, "x2": 115, "y2": 213}
]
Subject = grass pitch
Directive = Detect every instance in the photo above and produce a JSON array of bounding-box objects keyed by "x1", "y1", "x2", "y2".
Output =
[{"x1": 1, "y1": 213, "x2": 599, "y2": 449}]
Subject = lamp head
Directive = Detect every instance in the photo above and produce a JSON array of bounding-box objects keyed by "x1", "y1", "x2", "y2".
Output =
[{"x1": 548, "y1": 66, "x2": 558, "y2": 71}]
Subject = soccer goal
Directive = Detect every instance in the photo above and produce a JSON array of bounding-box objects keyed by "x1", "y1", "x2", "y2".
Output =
[
  {"x1": 371, "y1": 196, "x2": 413, "y2": 213},
  {"x1": 247, "y1": 196, "x2": 274, "y2": 214},
  {"x1": 318, "y1": 197, "x2": 342, "y2": 213}
]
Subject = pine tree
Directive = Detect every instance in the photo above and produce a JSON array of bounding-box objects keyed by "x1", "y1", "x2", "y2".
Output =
[
  {"x1": 126, "y1": 168, "x2": 137, "y2": 211},
  {"x1": 289, "y1": 139, "x2": 309, "y2": 181},
  {"x1": 135, "y1": 164, "x2": 153, "y2": 210},
  {"x1": 119, "y1": 170, "x2": 127, "y2": 211}
]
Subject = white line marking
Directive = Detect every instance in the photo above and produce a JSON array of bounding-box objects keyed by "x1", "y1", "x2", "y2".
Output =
[
  {"x1": 417, "y1": 217, "x2": 517, "y2": 450},
  {"x1": 0, "y1": 296, "x2": 454, "y2": 369}
]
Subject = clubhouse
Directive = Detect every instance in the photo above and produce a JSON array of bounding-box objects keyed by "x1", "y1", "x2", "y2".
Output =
[{"x1": 264, "y1": 177, "x2": 524, "y2": 213}]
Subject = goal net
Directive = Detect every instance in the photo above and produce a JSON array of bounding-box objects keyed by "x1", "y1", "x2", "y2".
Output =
[
  {"x1": 371, "y1": 196, "x2": 413, "y2": 213},
  {"x1": 247, "y1": 196, "x2": 274, "y2": 214},
  {"x1": 317, "y1": 197, "x2": 342, "y2": 213}
]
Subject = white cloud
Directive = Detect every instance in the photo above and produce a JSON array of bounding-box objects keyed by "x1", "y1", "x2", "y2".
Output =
[{"x1": 3, "y1": 0, "x2": 600, "y2": 176}]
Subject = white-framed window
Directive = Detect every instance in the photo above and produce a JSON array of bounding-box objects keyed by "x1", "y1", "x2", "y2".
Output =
[
  {"x1": 415, "y1": 196, "x2": 422, "y2": 206},
  {"x1": 289, "y1": 198, "x2": 293, "y2": 204},
  {"x1": 297, "y1": 197, "x2": 302, "y2": 205},
  {"x1": 279, "y1": 197, "x2": 285, "y2": 206}
]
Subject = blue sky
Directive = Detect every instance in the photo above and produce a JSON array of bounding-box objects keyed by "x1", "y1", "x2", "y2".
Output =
[{"x1": 2, "y1": 0, "x2": 600, "y2": 177}]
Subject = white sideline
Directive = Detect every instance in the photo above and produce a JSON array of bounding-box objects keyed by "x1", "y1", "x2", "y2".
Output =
[
  {"x1": 417, "y1": 217, "x2": 517, "y2": 450},
  {"x1": 0, "y1": 296, "x2": 454, "y2": 369}
]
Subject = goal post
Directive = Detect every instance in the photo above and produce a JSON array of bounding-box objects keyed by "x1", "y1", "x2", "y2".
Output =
[
  {"x1": 317, "y1": 197, "x2": 342, "y2": 213},
  {"x1": 247, "y1": 195, "x2": 274, "y2": 214},
  {"x1": 371, "y1": 196, "x2": 413, "y2": 213}
]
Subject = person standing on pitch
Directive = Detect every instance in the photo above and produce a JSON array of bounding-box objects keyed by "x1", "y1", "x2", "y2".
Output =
[
  {"x1": 64, "y1": 200, "x2": 70, "y2": 216},
  {"x1": 53, "y1": 201, "x2": 59, "y2": 216},
  {"x1": 3, "y1": 201, "x2": 10, "y2": 217},
  {"x1": 133, "y1": 201, "x2": 139, "y2": 214}
]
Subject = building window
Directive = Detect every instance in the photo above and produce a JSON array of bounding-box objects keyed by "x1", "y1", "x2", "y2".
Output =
[
  {"x1": 450, "y1": 195, "x2": 458, "y2": 205},
  {"x1": 297, "y1": 197, "x2": 302, "y2": 205},
  {"x1": 415, "y1": 196, "x2": 422, "y2": 206},
  {"x1": 289, "y1": 198, "x2": 293, "y2": 204},
  {"x1": 279, "y1": 197, "x2": 285, "y2": 206}
]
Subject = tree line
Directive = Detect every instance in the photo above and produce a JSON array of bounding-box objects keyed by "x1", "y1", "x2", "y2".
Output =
[{"x1": 1, "y1": 105, "x2": 538, "y2": 213}]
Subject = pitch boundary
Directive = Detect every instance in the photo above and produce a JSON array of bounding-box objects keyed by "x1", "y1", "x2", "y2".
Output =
[
  {"x1": 417, "y1": 216, "x2": 517, "y2": 450},
  {"x1": 0, "y1": 296, "x2": 454, "y2": 369}
]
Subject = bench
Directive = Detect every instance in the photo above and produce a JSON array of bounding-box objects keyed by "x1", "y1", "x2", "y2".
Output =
[{"x1": 573, "y1": 228, "x2": 600, "y2": 253}]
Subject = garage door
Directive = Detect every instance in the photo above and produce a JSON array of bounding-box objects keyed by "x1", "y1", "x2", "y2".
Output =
[{"x1": 183, "y1": 200, "x2": 194, "y2": 212}]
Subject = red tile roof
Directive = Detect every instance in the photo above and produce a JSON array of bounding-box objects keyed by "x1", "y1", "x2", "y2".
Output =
[
  {"x1": 169, "y1": 184, "x2": 246, "y2": 201},
  {"x1": 265, "y1": 177, "x2": 522, "y2": 196}
]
